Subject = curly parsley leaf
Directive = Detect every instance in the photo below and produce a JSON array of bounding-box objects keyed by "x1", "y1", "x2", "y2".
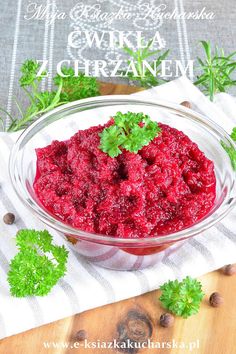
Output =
[
  {"x1": 54, "y1": 66, "x2": 100, "y2": 102},
  {"x1": 99, "y1": 111, "x2": 161, "y2": 157},
  {"x1": 99, "y1": 125, "x2": 126, "y2": 158},
  {"x1": 7, "y1": 229, "x2": 68, "y2": 297},
  {"x1": 159, "y1": 276, "x2": 205, "y2": 318},
  {"x1": 19, "y1": 60, "x2": 45, "y2": 87}
]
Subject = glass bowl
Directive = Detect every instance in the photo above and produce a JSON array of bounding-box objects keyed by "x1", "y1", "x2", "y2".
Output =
[{"x1": 9, "y1": 96, "x2": 236, "y2": 270}]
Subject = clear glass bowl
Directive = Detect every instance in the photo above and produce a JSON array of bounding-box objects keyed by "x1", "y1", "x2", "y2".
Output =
[{"x1": 9, "y1": 96, "x2": 236, "y2": 270}]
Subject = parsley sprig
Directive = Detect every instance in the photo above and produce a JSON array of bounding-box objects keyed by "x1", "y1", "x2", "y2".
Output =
[
  {"x1": 221, "y1": 127, "x2": 236, "y2": 170},
  {"x1": 194, "y1": 41, "x2": 236, "y2": 101},
  {"x1": 159, "y1": 276, "x2": 205, "y2": 318},
  {"x1": 99, "y1": 111, "x2": 161, "y2": 157},
  {"x1": 1, "y1": 60, "x2": 99, "y2": 132},
  {"x1": 7, "y1": 229, "x2": 68, "y2": 297}
]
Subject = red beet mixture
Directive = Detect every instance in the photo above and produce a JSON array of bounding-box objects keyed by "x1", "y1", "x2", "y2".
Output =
[{"x1": 34, "y1": 121, "x2": 216, "y2": 238}]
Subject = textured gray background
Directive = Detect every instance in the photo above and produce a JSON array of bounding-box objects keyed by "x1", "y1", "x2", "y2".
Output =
[{"x1": 0, "y1": 0, "x2": 236, "y2": 126}]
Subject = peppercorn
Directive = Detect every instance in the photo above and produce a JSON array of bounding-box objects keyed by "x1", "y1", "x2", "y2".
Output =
[
  {"x1": 159, "y1": 313, "x2": 174, "y2": 328},
  {"x1": 209, "y1": 292, "x2": 224, "y2": 307},
  {"x1": 223, "y1": 264, "x2": 236, "y2": 276},
  {"x1": 74, "y1": 330, "x2": 87, "y2": 341},
  {"x1": 180, "y1": 101, "x2": 191, "y2": 109},
  {"x1": 3, "y1": 212, "x2": 15, "y2": 225}
]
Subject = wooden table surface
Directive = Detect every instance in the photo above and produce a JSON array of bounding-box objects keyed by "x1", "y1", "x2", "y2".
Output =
[{"x1": 0, "y1": 83, "x2": 235, "y2": 354}]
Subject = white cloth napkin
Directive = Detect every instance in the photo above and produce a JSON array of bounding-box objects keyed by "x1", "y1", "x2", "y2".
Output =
[{"x1": 0, "y1": 76, "x2": 236, "y2": 340}]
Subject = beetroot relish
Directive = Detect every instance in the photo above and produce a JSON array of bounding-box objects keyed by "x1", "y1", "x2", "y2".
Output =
[{"x1": 33, "y1": 122, "x2": 216, "y2": 238}]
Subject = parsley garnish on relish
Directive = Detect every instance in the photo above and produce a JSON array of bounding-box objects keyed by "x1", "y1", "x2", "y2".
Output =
[
  {"x1": 99, "y1": 111, "x2": 161, "y2": 157},
  {"x1": 7, "y1": 229, "x2": 68, "y2": 297},
  {"x1": 159, "y1": 276, "x2": 205, "y2": 318}
]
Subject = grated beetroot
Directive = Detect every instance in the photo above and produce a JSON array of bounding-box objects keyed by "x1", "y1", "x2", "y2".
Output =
[{"x1": 33, "y1": 121, "x2": 216, "y2": 238}]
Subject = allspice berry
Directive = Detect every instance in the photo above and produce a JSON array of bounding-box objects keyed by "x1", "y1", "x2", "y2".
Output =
[
  {"x1": 74, "y1": 329, "x2": 87, "y2": 341},
  {"x1": 3, "y1": 212, "x2": 15, "y2": 225},
  {"x1": 223, "y1": 264, "x2": 236, "y2": 276},
  {"x1": 180, "y1": 101, "x2": 191, "y2": 109},
  {"x1": 209, "y1": 292, "x2": 224, "y2": 307},
  {"x1": 159, "y1": 313, "x2": 174, "y2": 328}
]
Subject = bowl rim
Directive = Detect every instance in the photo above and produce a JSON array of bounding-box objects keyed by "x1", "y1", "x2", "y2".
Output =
[{"x1": 9, "y1": 95, "x2": 236, "y2": 246}]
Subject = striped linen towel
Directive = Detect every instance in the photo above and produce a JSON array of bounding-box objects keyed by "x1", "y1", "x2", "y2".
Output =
[{"x1": 0, "y1": 76, "x2": 236, "y2": 340}]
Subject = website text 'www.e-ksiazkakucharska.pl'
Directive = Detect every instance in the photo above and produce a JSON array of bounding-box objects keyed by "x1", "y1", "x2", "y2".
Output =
[{"x1": 43, "y1": 338, "x2": 200, "y2": 351}]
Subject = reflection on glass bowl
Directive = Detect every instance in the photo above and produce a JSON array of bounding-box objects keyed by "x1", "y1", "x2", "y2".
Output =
[{"x1": 9, "y1": 96, "x2": 236, "y2": 270}]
